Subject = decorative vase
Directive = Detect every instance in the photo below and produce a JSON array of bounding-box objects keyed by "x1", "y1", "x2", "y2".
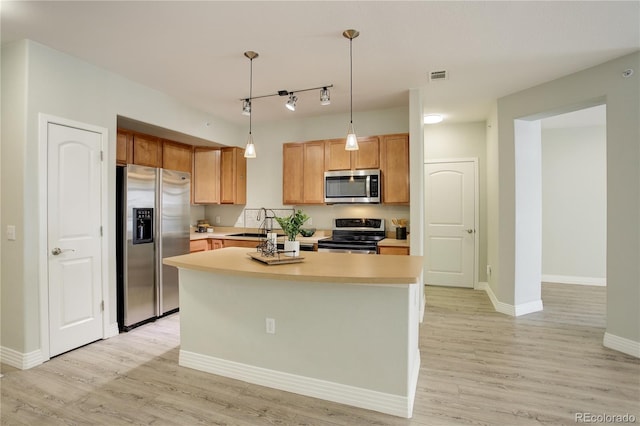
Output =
[{"x1": 284, "y1": 240, "x2": 300, "y2": 257}]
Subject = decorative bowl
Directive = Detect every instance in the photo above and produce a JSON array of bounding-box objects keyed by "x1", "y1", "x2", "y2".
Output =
[{"x1": 299, "y1": 228, "x2": 316, "y2": 237}]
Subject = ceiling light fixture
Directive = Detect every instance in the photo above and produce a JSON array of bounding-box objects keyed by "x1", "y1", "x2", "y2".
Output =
[
  {"x1": 285, "y1": 93, "x2": 298, "y2": 111},
  {"x1": 241, "y1": 98, "x2": 251, "y2": 116},
  {"x1": 320, "y1": 87, "x2": 331, "y2": 105},
  {"x1": 424, "y1": 114, "x2": 443, "y2": 124},
  {"x1": 243, "y1": 51, "x2": 258, "y2": 158},
  {"x1": 343, "y1": 29, "x2": 359, "y2": 151}
]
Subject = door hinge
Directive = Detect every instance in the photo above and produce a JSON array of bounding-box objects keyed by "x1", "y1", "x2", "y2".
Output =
[
  {"x1": 100, "y1": 151, "x2": 104, "y2": 161},
  {"x1": 100, "y1": 301, "x2": 104, "y2": 312},
  {"x1": 100, "y1": 226, "x2": 103, "y2": 237}
]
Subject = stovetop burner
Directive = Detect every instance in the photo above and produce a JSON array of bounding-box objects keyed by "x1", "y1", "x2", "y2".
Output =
[{"x1": 317, "y1": 218, "x2": 386, "y2": 253}]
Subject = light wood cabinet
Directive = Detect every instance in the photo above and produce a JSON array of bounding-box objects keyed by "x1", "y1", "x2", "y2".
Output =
[
  {"x1": 162, "y1": 141, "x2": 192, "y2": 173},
  {"x1": 378, "y1": 246, "x2": 410, "y2": 256},
  {"x1": 116, "y1": 129, "x2": 132, "y2": 165},
  {"x1": 380, "y1": 133, "x2": 410, "y2": 204},
  {"x1": 193, "y1": 148, "x2": 220, "y2": 204},
  {"x1": 132, "y1": 134, "x2": 163, "y2": 167},
  {"x1": 282, "y1": 141, "x2": 325, "y2": 205},
  {"x1": 324, "y1": 136, "x2": 379, "y2": 170},
  {"x1": 220, "y1": 147, "x2": 246, "y2": 204},
  {"x1": 209, "y1": 239, "x2": 224, "y2": 250},
  {"x1": 189, "y1": 239, "x2": 208, "y2": 253}
]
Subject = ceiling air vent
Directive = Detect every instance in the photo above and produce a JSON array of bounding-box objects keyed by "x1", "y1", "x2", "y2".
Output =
[{"x1": 429, "y1": 70, "x2": 448, "y2": 82}]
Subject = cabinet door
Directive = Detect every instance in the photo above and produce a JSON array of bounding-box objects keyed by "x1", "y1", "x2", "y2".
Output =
[
  {"x1": 163, "y1": 141, "x2": 192, "y2": 173},
  {"x1": 303, "y1": 141, "x2": 325, "y2": 203},
  {"x1": 116, "y1": 129, "x2": 132, "y2": 165},
  {"x1": 353, "y1": 136, "x2": 380, "y2": 169},
  {"x1": 132, "y1": 134, "x2": 162, "y2": 167},
  {"x1": 220, "y1": 147, "x2": 246, "y2": 204},
  {"x1": 189, "y1": 239, "x2": 208, "y2": 253},
  {"x1": 324, "y1": 139, "x2": 352, "y2": 170},
  {"x1": 209, "y1": 239, "x2": 224, "y2": 250},
  {"x1": 193, "y1": 148, "x2": 220, "y2": 204},
  {"x1": 283, "y1": 143, "x2": 304, "y2": 204},
  {"x1": 378, "y1": 246, "x2": 410, "y2": 255},
  {"x1": 380, "y1": 133, "x2": 410, "y2": 204}
]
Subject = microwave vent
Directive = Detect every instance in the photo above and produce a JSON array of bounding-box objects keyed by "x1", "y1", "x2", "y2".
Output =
[{"x1": 429, "y1": 70, "x2": 448, "y2": 82}]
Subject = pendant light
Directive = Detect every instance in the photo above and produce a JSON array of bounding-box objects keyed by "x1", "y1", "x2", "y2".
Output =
[
  {"x1": 244, "y1": 51, "x2": 258, "y2": 158},
  {"x1": 343, "y1": 29, "x2": 359, "y2": 151}
]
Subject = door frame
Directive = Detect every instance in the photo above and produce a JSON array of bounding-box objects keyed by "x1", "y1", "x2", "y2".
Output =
[
  {"x1": 424, "y1": 158, "x2": 480, "y2": 289},
  {"x1": 37, "y1": 113, "x2": 110, "y2": 361}
]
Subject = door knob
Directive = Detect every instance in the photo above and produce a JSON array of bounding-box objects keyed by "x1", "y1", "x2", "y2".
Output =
[
  {"x1": 465, "y1": 229, "x2": 474, "y2": 234},
  {"x1": 51, "y1": 247, "x2": 75, "y2": 255}
]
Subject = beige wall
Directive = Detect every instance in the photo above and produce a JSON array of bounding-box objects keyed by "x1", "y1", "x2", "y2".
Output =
[
  {"x1": 492, "y1": 52, "x2": 639, "y2": 344},
  {"x1": 424, "y1": 122, "x2": 488, "y2": 282}
]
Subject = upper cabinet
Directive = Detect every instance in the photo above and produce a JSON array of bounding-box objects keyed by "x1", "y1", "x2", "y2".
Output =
[
  {"x1": 162, "y1": 141, "x2": 192, "y2": 174},
  {"x1": 380, "y1": 133, "x2": 410, "y2": 204},
  {"x1": 325, "y1": 136, "x2": 379, "y2": 171},
  {"x1": 132, "y1": 134, "x2": 163, "y2": 167},
  {"x1": 282, "y1": 141, "x2": 325, "y2": 205},
  {"x1": 116, "y1": 129, "x2": 132, "y2": 165},
  {"x1": 192, "y1": 147, "x2": 220, "y2": 204},
  {"x1": 220, "y1": 147, "x2": 246, "y2": 205}
]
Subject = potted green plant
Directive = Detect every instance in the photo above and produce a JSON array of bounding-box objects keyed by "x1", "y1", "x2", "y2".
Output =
[{"x1": 275, "y1": 209, "x2": 309, "y2": 256}]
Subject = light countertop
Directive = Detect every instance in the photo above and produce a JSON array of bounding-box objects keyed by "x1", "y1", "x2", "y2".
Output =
[
  {"x1": 377, "y1": 236, "x2": 410, "y2": 248},
  {"x1": 190, "y1": 227, "x2": 329, "y2": 245},
  {"x1": 164, "y1": 247, "x2": 423, "y2": 285}
]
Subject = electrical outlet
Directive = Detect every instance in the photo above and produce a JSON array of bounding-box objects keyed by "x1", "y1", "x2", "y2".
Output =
[
  {"x1": 486, "y1": 265, "x2": 492, "y2": 276},
  {"x1": 307, "y1": 217, "x2": 313, "y2": 226},
  {"x1": 265, "y1": 317, "x2": 276, "y2": 334},
  {"x1": 215, "y1": 216, "x2": 221, "y2": 224},
  {"x1": 6, "y1": 225, "x2": 16, "y2": 241}
]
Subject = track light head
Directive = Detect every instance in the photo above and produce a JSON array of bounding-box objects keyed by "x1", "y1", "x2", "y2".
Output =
[
  {"x1": 285, "y1": 93, "x2": 297, "y2": 111},
  {"x1": 320, "y1": 87, "x2": 331, "y2": 105},
  {"x1": 242, "y1": 99, "x2": 251, "y2": 116}
]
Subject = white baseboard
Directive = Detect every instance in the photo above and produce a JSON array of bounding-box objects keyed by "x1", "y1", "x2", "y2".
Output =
[
  {"x1": 603, "y1": 333, "x2": 640, "y2": 358},
  {"x1": 477, "y1": 282, "x2": 543, "y2": 317},
  {"x1": 0, "y1": 346, "x2": 44, "y2": 370},
  {"x1": 105, "y1": 322, "x2": 120, "y2": 338},
  {"x1": 180, "y1": 349, "x2": 418, "y2": 418},
  {"x1": 542, "y1": 274, "x2": 606, "y2": 286}
]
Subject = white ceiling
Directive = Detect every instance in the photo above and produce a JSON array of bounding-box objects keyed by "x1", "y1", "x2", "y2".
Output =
[{"x1": 2, "y1": 1, "x2": 638, "y2": 127}]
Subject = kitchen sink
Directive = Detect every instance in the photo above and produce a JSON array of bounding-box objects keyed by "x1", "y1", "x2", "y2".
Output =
[{"x1": 227, "y1": 232, "x2": 281, "y2": 238}]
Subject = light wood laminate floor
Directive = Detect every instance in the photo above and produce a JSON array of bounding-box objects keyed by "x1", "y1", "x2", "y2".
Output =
[{"x1": 2, "y1": 283, "x2": 639, "y2": 425}]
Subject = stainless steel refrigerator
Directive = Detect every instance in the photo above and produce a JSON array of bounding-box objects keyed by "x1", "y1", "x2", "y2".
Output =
[{"x1": 116, "y1": 164, "x2": 190, "y2": 331}]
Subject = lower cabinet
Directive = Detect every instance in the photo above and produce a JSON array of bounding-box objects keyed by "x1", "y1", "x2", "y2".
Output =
[
  {"x1": 223, "y1": 239, "x2": 259, "y2": 249},
  {"x1": 189, "y1": 239, "x2": 208, "y2": 253},
  {"x1": 209, "y1": 239, "x2": 224, "y2": 250},
  {"x1": 378, "y1": 246, "x2": 410, "y2": 255}
]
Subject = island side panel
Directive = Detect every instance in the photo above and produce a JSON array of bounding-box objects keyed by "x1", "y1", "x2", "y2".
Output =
[{"x1": 178, "y1": 269, "x2": 417, "y2": 398}]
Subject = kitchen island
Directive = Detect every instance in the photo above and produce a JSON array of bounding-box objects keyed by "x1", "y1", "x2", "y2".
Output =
[{"x1": 163, "y1": 247, "x2": 424, "y2": 418}]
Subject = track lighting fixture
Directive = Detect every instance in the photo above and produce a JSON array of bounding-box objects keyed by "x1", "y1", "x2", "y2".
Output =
[
  {"x1": 243, "y1": 51, "x2": 258, "y2": 158},
  {"x1": 242, "y1": 99, "x2": 251, "y2": 116},
  {"x1": 285, "y1": 93, "x2": 298, "y2": 111},
  {"x1": 343, "y1": 29, "x2": 360, "y2": 151},
  {"x1": 240, "y1": 84, "x2": 333, "y2": 113},
  {"x1": 320, "y1": 87, "x2": 331, "y2": 105}
]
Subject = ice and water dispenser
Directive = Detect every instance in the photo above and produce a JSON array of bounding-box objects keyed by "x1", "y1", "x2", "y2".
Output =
[{"x1": 133, "y1": 208, "x2": 154, "y2": 244}]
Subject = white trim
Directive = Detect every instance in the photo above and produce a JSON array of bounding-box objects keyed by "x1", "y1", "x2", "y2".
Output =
[
  {"x1": 542, "y1": 274, "x2": 606, "y2": 286},
  {"x1": 603, "y1": 333, "x2": 640, "y2": 358},
  {"x1": 0, "y1": 346, "x2": 44, "y2": 370},
  {"x1": 424, "y1": 158, "x2": 480, "y2": 289},
  {"x1": 477, "y1": 282, "x2": 543, "y2": 317},
  {"x1": 180, "y1": 350, "x2": 418, "y2": 418},
  {"x1": 105, "y1": 322, "x2": 120, "y2": 338},
  {"x1": 38, "y1": 114, "x2": 110, "y2": 361}
]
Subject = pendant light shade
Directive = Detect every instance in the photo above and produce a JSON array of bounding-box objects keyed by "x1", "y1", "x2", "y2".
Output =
[
  {"x1": 343, "y1": 29, "x2": 359, "y2": 151},
  {"x1": 244, "y1": 51, "x2": 258, "y2": 158}
]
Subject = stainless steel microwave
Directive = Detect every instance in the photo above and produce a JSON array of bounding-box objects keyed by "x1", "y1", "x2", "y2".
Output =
[{"x1": 324, "y1": 169, "x2": 381, "y2": 204}]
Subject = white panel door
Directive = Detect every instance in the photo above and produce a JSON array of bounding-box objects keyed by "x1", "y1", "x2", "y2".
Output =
[
  {"x1": 48, "y1": 123, "x2": 103, "y2": 356},
  {"x1": 425, "y1": 161, "x2": 476, "y2": 288}
]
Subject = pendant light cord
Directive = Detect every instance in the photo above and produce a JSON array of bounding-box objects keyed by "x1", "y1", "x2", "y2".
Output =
[
  {"x1": 249, "y1": 57, "x2": 253, "y2": 135},
  {"x1": 349, "y1": 37, "x2": 353, "y2": 124}
]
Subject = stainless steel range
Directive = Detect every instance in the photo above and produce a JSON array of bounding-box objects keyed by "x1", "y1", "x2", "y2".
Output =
[{"x1": 317, "y1": 218, "x2": 385, "y2": 254}]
